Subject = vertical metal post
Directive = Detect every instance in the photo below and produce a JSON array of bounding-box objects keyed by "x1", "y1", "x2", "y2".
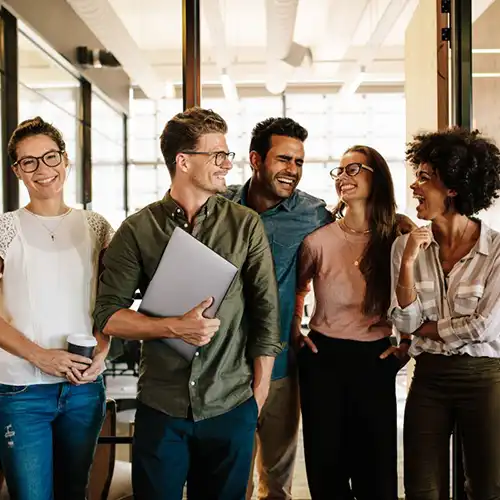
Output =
[
  {"x1": 123, "y1": 113, "x2": 129, "y2": 217},
  {"x1": 451, "y1": 0, "x2": 472, "y2": 128},
  {"x1": 182, "y1": 0, "x2": 201, "y2": 110},
  {"x1": 79, "y1": 79, "x2": 92, "y2": 209},
  {"x1": 0, "y1": 8, "x2": 19, "y2": 212},
  {"x1": 450, "y1": 2, "x2": 472, "y2": 498}
]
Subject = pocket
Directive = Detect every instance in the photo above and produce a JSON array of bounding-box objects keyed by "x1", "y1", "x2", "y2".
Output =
[
  {"x1": 454, "y1": 283, "x2": 484, "y2": 315},
  {"x1": 0, "y1": 384, "x2": 28, "y2": 396}
]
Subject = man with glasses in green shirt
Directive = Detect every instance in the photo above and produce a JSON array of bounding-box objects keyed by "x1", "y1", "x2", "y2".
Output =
[{"x1": 94, "y1": 107, "x2": 282, "y2": 500}]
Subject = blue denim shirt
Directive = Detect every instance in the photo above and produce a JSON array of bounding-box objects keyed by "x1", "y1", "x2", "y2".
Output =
[{"x1": 224, "y1": 182, "x2": 333, "y2": 380}]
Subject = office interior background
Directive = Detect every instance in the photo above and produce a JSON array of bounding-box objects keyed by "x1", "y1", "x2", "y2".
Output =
[{"x1": 0, "y1": 0, "x2": 499, "y2": 498}]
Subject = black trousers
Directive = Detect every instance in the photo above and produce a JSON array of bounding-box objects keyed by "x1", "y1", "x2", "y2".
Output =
[
  {"x1": 404, "y1": 353, "x2": 500, "y2": 500},
  {"x1": 298, "y1": 332, "x2": 399, "y2": 500}
]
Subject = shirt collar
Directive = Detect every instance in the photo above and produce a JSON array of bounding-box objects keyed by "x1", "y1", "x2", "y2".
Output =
[
  {"x1": 162, "y1": 191, "x2": 217, "y2": 219},
  {"x1": 428, "y1": 219, "x2": 491, "y2": 258},
  {"x1": 236, "y1": 180, "x2": 296, "y2": 212}
]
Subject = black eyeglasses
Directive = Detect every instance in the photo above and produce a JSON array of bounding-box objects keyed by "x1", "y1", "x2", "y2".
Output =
[
  {"x1": 182, "y1": 150, "x2": 235, "y2": 167},
  {"x1": 14, "y1": 150, "x2": 65, "y2": 173},
  {"x1": 330, "y1": 162, "x2": 374, "y2": 179}
]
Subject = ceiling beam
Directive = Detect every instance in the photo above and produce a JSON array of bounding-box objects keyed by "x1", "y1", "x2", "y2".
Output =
[
  {"x1": 65, "y1": 0, "x2": 167, "y2": 100},
  {"x1": 337, "y1": 0, "x2": 417, "y2": 96}
]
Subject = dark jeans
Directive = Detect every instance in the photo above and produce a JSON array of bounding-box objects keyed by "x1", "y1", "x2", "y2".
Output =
[
  {"x1": 404, "y1": 353, "x2": 500, "y2": 500},
  {"x1": 0, "y1": 378, "x2": 106, "y2": 500},
  {"x1": 132, "y1": 397, "x2": 258, "y2": 500},
  {"x1": 298, "y1": 332, "x2": 399, "y2": 500}
]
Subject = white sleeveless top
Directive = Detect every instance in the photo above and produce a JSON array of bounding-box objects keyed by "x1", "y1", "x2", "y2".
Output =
[{"x1": 0, "y1": 208, "x2": 114, "y2": 385}]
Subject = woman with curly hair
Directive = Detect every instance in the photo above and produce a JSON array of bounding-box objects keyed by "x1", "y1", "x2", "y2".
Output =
[{"x1": 390, "y1": 127, "x2": 500, "y2": 499}]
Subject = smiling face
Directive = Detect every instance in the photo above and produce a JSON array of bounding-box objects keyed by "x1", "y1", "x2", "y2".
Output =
[
  {"x1": 13, "y1": 134, "x2": 68, "y2": 201},
  {"x1": 180, "y1": 132, "x2": 233, "y2": 195},
  {"x1": 250, "y1": 135, "x2": 304, "y2": 200},
  {"x1": 410, "y1": 162, "x2": 456, "y2": 220},
  {"x1": 335, "y1": 151, "x2": 373, "y2": 204}
]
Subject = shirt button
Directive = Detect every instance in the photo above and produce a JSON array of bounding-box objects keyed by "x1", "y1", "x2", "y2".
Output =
[
  {"x1": 177, "y1": 208, "x2": 181, "y2": 213},
  {"x1": 184, "y1": 223, "x2": 188, "y2": 228},
  {"x1": 171, "y1": 213, "x2": 175, "y2": 217},
  {"x1": 194, "y1": 352, "x2": 199, "y2": 357},
  {"x1": 190, "y1": 380, "x2": 196, "y2": 386}
]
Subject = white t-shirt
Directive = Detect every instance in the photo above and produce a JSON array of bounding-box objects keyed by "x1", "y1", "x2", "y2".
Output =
[{"x1": 0, "y1": 208, "x2": 114, "y2": 385}]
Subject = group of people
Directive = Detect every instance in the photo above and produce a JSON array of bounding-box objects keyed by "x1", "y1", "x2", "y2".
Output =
[{"x1": 0, "y1": 108, "x2": 499, "y2": 500}]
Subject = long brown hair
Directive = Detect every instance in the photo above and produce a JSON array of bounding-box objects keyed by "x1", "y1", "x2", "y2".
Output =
[{"x1": 332, "y1": 145, "x2": 398, "y2": 317}]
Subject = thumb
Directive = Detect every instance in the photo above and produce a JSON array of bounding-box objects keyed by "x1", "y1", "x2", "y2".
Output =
[{"x1": 194, "y1": 297, "x2": 214, "y2": 313}]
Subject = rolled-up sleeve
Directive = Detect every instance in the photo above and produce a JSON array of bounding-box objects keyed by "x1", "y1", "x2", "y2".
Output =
[
  {"x1": 242, "y1": 215, "x2": 282, "y2": 359},
  {"x1": 388, "y1": 235, "x2": 425, "y2": 334},
  {"x1": 93, "y1": 221, "x2": 142, "y2": 332},
  {"x1": 438, "y1": 253, "x2": 500, "y2": 347}
]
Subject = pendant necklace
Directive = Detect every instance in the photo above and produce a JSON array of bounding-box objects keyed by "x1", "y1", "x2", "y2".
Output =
[
  {"x1": 24, "y1": 207, "x2": 72, "y2": 241},
  {"x1": 340, "y1": 220, "x2": 364, "y2": 267}
]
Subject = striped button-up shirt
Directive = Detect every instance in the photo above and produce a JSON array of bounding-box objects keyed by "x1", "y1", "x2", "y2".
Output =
[{"x1": 389, "y1": 221, "x2": 500, "y2": 358}]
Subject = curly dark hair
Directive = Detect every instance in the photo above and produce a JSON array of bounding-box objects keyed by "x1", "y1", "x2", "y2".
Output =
[
  {"x1": 249, "y1": 117, "x2": 308, "y2": 162},
  {"x1": 406, "y1": 127, "x2": 500, "y2": 216}
]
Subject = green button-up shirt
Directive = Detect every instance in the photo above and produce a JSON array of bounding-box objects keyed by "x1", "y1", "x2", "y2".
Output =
[{"x1": 94, "y1": 193, "x2": 282, "y2": 421}]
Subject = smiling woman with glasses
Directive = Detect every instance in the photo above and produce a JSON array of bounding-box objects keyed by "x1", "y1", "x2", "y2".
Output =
[
  {"x1": 0, "y1": 116, "x2": 114, "y2": 500},
  {"x1": 293, "y1": 145, "x2": 415, "y2": 500}
]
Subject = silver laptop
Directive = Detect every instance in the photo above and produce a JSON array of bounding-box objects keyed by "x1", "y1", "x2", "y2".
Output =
[{"x1": 139, "y1": 226, "x2": 238, "y2": 361}]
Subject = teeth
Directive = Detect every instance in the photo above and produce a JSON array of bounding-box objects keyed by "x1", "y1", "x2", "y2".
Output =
[
  {"x1": 37, "y1": 177, "x2": 56, "y2": 185},
  {"x1": 277, "y1": 178, "x2": 294, "y2": 185},
  {"x1": 341, "y1": 184, "x2": 356, "y2": 191}
]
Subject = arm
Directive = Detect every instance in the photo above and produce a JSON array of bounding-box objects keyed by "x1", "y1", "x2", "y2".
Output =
[
  {"x1": 94, "y1": 222, "x2": 219, "y2": 343},
  {"x1": 242, "y1": 217, "x2": 282, "y2": 409},
  {"x1": 389, "y1": 235, "x2": 425, "y2": 334},
  {"x1": 292, "y1": 240, "x2": 318, "y2": 352}
]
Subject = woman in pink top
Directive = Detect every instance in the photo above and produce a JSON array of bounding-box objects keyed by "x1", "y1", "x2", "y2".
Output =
[{"x1": 293, "y1": 145, "x2": 412, "y2": 500}]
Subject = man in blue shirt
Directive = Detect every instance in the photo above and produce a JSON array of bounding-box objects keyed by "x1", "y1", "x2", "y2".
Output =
[{"x1": 225, "y1": 117, "x2": 332, "y2": 499}]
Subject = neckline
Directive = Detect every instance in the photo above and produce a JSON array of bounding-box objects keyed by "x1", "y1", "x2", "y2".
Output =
[{"x1": 22, "y1": 207, "x2": 73, "y2": 220}]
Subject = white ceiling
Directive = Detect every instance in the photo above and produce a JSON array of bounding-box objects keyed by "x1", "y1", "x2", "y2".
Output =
[{"x1": 17, "y1": 0, "x2": 500, "y2": 97}]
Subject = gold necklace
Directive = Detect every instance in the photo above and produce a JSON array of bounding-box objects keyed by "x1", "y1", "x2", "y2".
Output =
[
  {"x1": 340, "y1": 221, "x2": 364, "y2": 267},
  {"x1": 342, "y1": 218, "x2": 371, "y2": 235},
  {"x1": 24, "y1": 207, "x2": 73, "y2": 241}
]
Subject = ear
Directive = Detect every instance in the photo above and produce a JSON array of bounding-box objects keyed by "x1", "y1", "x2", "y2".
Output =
[
  {"x1": 11, "y1": 165, "x2": 21, "y2": 180},
  {"x1": 249, "y1": 151, "x2": 262, "y2": 171},
  {"x1": 175, "y1": 153, "x2": 190, "y2": 174}
]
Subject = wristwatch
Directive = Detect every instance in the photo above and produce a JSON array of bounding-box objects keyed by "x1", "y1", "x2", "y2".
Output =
[{"x1": 399, "y1": 337, "x2": 412, "y2": 346}]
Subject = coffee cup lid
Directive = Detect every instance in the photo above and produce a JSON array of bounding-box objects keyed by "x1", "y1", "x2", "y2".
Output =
[{"x1": 67, "y1": 334, "x2": 97, "y2": 347}]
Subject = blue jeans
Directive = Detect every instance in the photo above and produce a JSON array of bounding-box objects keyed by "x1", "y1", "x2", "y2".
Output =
[
  {"x1": 0, "y1": 378, "x2": 106, "y2": 500},
  {"x1": 132, "y1": 397, "x2": 258, "y2": 500}
]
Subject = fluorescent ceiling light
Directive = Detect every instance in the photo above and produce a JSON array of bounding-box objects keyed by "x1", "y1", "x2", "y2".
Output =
[
  {"x1": 472, "y1": 72, "x2": 500, "y2": 78},
  {"x1": 472, "y1": 49, "x2": 500, "y2": 54}
]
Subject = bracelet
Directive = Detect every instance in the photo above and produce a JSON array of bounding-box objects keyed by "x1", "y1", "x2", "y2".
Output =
[
  {"x1": 399, "y1": 338, "x2": 412, "y2": 346},
  {"x1": 396, "y1": 283, "x2": 416, "y2": 291}
]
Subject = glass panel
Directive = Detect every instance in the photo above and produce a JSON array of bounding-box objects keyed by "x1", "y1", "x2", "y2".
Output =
[
  {"x1": 18, "y1": 33, "x2": 80, "y2": 209},
  {"x1": 91, "y1": 92, "x2": 125, "y2": 229},
  {"x1": 472, "y1": 0, "x2": 500, "y2": 229}
]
